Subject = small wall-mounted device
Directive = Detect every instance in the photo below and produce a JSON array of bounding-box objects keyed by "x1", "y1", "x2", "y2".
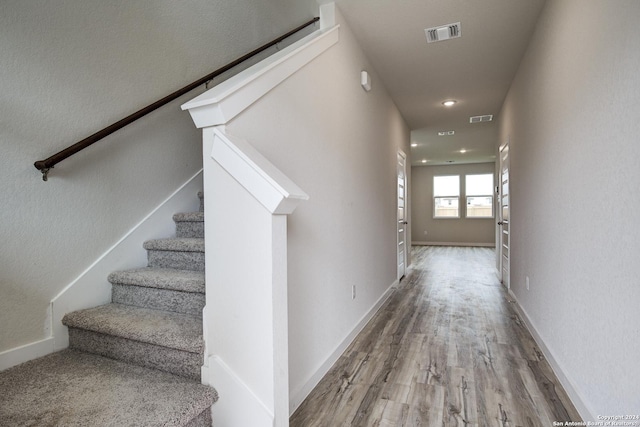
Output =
[{"x1": 360, "y1": 71, "x2": 372, "y2": 92}]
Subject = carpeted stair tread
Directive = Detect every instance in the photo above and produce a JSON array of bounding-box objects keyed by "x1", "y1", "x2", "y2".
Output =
[
  {"x1": 63, "y1": 303, "x2": 203, "y2": 353},
  {"x1": 144, "y1": 237, "x2": 204, "y2": 252},
  {"x1": 0, "y1": 349, "x2": 216, "y2": 427},
  {"x1": 109, "y1": 267, "x2": 205, "y2": 293},
  {"x1": 173, "y1": 212, "x2": 204, "y2": 222}
]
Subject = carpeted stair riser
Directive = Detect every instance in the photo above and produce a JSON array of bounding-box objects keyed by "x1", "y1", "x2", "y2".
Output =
[
  {"x1": 185, "y1": 409, "x2": 213, "y2": 427},
  {"x1": 174, "y1": 212, "x2": 205, "y2": 238},
  {"x1": 112, "y1": 284, "x2": 205, "y2": 316},
  {"x1": 176, "y1": 221, "x2": 204, "y2": 238},
  {"x1": 144, "y1": 238, "x2": 205, "y2": 272},
  {"x1": 147, "y1": 250, "x2": 205, "y2": 271},
  {"x1": 68, "y1": 328, "x2": 202, "y2": 380}
]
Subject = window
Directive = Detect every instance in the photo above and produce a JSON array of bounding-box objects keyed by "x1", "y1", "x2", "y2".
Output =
[
  {"x1": 434, "y1": 175, "x2": 460, "y2": 218},
  {"x1": 466, "y1": 174, "x2": 494, "y2": 218}
]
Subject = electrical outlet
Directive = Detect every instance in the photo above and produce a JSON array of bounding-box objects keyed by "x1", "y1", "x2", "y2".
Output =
[
  {"x1": 526, "y1": 276, "x2": 530, "y2": 291},
  {"x1": 352, "y1": 285, "x2": 356, "y2": 300}
]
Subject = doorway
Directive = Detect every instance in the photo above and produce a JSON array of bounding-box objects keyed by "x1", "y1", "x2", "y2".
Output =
[
  {"x1": 397, "y1": 151, "x2": 408, "y2": 281},
  {"x1": 498, "y1": 142, "x2": 510, "y2": 288}
]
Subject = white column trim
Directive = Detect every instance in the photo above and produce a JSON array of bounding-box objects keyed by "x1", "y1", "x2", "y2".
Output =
[
  {"x1": 208, "y1": 127, "x2": 308, "y2": 214},
  {"x1": 201, "y1": 127, "x2": 307, "y2": 426}
]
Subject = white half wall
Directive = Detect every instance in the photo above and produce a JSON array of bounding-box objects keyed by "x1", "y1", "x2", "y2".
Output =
[
  {"x1": 497, "y1": 0, "x2": 640, "y2": 418},
  {"x1": 223, "y1": 6, "x2": 411, "y2": 412},
  {"x1": 197, "y1": 127, "x2": 308, "y2": 426}
]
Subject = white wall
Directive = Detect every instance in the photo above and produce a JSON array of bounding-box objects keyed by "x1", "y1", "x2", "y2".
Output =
[
  {"x1": 411, "y1": 163, "x2": 496, "y2": 246},
  {"x1": 224, "y1": 7, "x2": 411, "y2": 411},
  {"x1": 498, "y1": 0, "x2": 640, "y2": 417},
  {"x1": 0, "y1": 0, "x2": 318, "y2": 353}
]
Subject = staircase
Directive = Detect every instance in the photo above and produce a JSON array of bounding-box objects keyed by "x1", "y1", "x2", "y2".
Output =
[{"x1": 0, "y1": 192, "x2": 217, "y2": 427}]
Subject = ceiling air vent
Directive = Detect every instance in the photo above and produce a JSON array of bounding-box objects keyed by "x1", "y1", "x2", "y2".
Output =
[
  {"x1": 425, "y1": 22, "x2": 461, "y2": 43},
  {"x1": 469, "y1": 114, "x2": 493, "y2": 123}
]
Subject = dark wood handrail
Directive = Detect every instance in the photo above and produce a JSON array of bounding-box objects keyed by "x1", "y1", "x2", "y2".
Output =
[{"x1": 34, "y1": 17, "x2": 320, "y2": 181}]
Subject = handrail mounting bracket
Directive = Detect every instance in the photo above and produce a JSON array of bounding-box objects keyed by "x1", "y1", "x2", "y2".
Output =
[{"x1": 41, "y1": 167, "x2": 52, "y2": 182}]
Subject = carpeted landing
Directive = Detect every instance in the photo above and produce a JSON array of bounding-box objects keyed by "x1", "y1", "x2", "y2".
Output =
[
  {"x1": 0, "y1": 192, "x2": 217, "y2": 426},
  {"x1": 0, "y1": 349, "x2": 216, "y2": 427}
]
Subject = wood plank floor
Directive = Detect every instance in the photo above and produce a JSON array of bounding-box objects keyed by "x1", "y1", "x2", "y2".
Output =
[{"x1": 290, "y1": 246, "x2": 581, "y2": 427}]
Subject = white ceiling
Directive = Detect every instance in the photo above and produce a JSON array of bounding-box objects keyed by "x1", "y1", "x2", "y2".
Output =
[{"x1": 325, "y1": 0, "x2": 546, "y2": 165}]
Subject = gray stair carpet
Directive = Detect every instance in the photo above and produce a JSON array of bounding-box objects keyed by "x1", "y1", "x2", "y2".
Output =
[
  {"x1": 109, "y1": 268, "x2": 205, "y2": 316},
  {"x1": 174, "y1": 212, "x2": 205, "y2": 238},
  {"x1": 63, "y1": 303, "x2": 204, "y2": 380},
  {"x1": 145, "y1": 238, "x2": 205, "y2": 271},
  {"x1": 0, "y1": 349, "x2": 216, "y2": 427},
  {"x1": 0, "y1": 193, "x2": 216, "y2": 426}
]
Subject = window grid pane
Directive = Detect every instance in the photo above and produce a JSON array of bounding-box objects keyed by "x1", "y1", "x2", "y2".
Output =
[
  {"x1": 465, "y1": 174, "x2": 494, "y2": 218},
  {"x1": 466, "y1": 174, "x2": 493, "y2": 196},
  {"x1": 434, "y1": 175, "x2": 460, "y2": 218},
  {"x1": 434, "y1": 175, "x2": 460, "y2": 197},
  {"x1": 435, "y1": 197, "x2": 459, "y2": 217},
  {"x1": 466, "y1": 196, "x2": 493, "y2": 218}
]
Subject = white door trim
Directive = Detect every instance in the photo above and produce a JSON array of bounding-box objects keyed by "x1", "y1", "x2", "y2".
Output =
[
  {"x1": 498, "y1": 141, "x2": 510, "y2": 289},
  {"x1": 397, "y1": 150, "x2": 408, "y2": 281}
]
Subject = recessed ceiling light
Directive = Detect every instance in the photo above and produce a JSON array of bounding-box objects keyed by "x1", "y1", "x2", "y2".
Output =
[
  {"x1": 438, "y1": 130, "x2": 455, "y2": 136},
  {"x1": 442, "y1": 100, "x2": 457, "y2": 107},
  {"x1": 411, "y1": 143, "x2": 418, "y2": 147},
  {"x1": 421, "y1": 159, "x2": 427, "y2": 163},
  {"x1": 460, "y1": 149, "x2": 467, "y2": 153}
]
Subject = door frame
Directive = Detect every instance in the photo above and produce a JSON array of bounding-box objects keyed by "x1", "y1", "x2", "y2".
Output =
[
  {"x1": 397, "y1": 150, "x2": 408, "y2": 281},
  {"x1": 498, "y1": 141, "x2": 510, "y2": 289}
]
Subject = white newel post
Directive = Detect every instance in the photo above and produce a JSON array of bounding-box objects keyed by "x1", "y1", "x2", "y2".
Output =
[{"x1": 200, "y1": 127, "x2": 307, "y2": 427}]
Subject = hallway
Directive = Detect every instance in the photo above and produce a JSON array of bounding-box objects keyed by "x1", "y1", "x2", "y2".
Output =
[{"x1": 290, "y1": 246, "x2": 581, "y2": 426}]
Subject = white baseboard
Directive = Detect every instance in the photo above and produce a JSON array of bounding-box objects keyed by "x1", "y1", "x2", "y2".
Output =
[
  {"x1": 50, "y1": 171, "x2": 203, "y2": 351},
  {"x1": 413, "y1": 241, "x2": 495, "y2": 248},
  {"x1": 207, "y1": 355, "x2": 274, "y2": 427},
  {"x1": 289, "y1": 280, "x2": 398, "y2": 415},
  {"x1": 508, "y1": 289, "x2": 596, "y2": 421},
  {"x1": 0, "y1": 337, "x2": 55, "y2": 372}
]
